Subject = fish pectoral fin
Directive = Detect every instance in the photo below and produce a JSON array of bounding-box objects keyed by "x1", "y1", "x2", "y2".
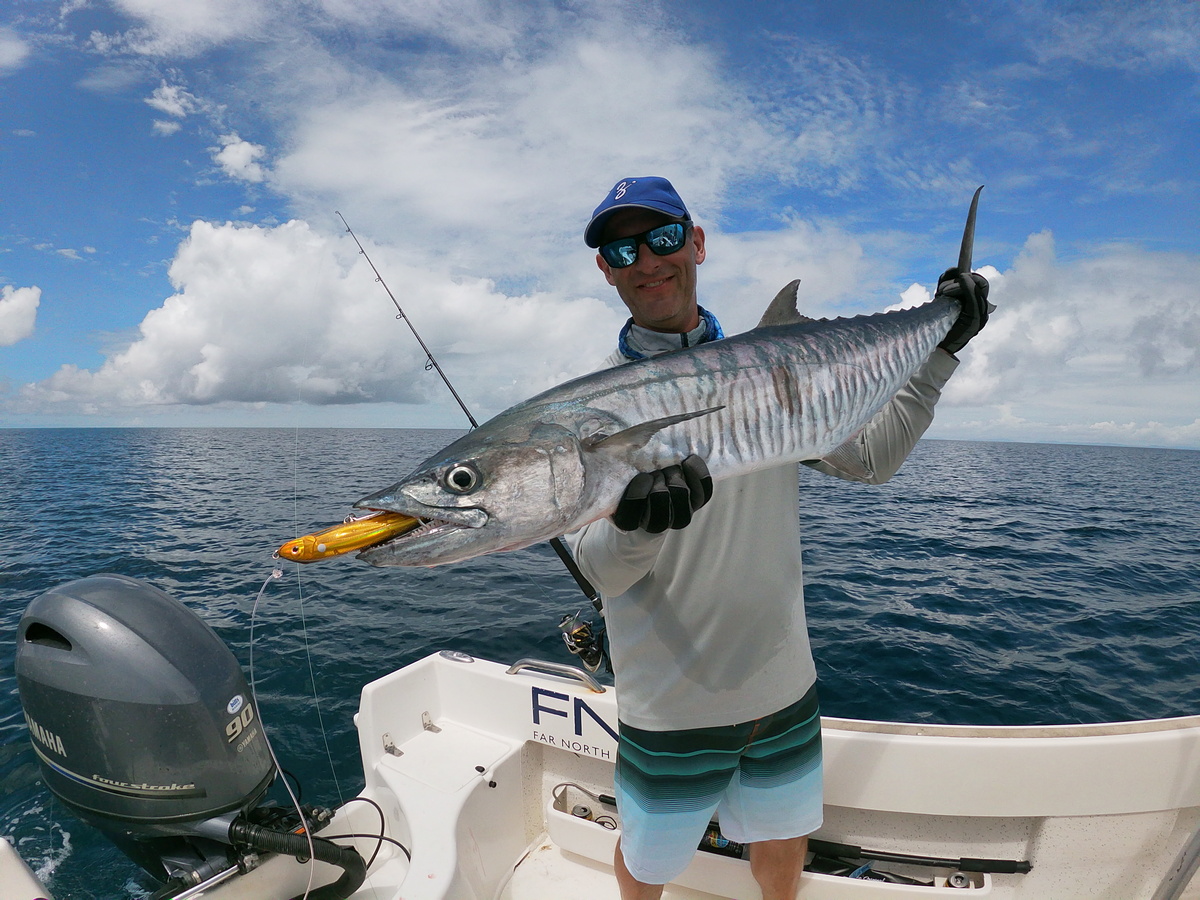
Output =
[
  {"x1": 582, "y1": 406, "x2": 724, "y2": 453},
  {"x1": 813, "y1": 439, "x2": 875, "y2": 482},
  {"x1": 755, "y1": 279, "x2": 815, "y2": 329}
]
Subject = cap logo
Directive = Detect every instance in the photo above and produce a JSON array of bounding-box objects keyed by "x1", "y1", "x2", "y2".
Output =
[{"x1": 613, "y1": 180, "x2": 634, "y2": 200}]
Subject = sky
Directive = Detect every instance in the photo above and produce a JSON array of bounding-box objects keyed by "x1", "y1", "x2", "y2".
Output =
[{"x1": 0, "y1": 0, "x2": 1197, "y2": 448}]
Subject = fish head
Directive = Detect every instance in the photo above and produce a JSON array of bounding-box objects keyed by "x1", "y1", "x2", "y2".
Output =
[{"x1": 354, "y1": 421, "x2": 590, "y2": 566}]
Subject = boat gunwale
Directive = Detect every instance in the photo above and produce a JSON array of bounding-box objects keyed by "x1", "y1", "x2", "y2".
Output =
[{"x1": 821, "y1": 712, "x2": 1200, "y2": 739}]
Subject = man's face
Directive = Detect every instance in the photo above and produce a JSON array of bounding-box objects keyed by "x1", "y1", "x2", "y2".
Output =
[{"x1": 596, "y1": 208, "x2": 706, "y2": 334}]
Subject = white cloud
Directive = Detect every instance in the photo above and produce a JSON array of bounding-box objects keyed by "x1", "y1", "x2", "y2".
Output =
[
  {"x1": 58, "y1": 0, "x2": 89, "y2": 21},
  {"x1": 105, "y1": 0, "x2": 273, "y2": 56},
  {"x1": 1020, "y1": 0, "x2": 1200, "y2": 74},
  {"x1": 0, "y1": 27, "x2": 31, "y2": 76},
  {"x1": 768, "y1": 41, "x2": 910, "y2": 193},
  {"x1": 153, "y1": 119, "x2": 181, "y2": 135},
  {"x1": 699, "y1": 219, "x2": 871, "y2": 332},
  {"x1": 107, "y1": 0, "x2": 559, "y2": 59},
  {"x1": 938, "y1": 231, "x2": 1200, "y2": 443},
  {"x1": 20, "y1": 220, "x2": 619, "y2": 416},
  {"x1": 146, "y1": 81, "x2": 203, "y2": 117},
  {"x1": 24, "y1": 209, "x2": 1198, "y2": 447},
  {"x1": 313, "y1": 0, "x2": 542, "y2": 53},
  {"x1": 265, "y1": 23, "x2": 777, "y2": 298},
  {"x1": 0, "y1": 285, "x2": 40, "y2": 346},
  {"x1": 212, "y1": 133, "x2": 267, "y2": 182},
  {"x1": 892, "y1": 283, "x2": 932, "y2": 312}
]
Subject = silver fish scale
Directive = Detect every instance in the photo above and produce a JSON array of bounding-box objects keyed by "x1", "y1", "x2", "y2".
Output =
[{"x1": 545, "y1": 298, "x2": 957, "y2": 478}]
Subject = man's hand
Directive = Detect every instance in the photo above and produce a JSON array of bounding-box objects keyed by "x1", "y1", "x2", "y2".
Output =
[
  {"x1": 612, "y1": 455, "x2": 713, "y2": 533},
  {"x1": 936, "y1": 268, "x2": 991, "y2": 354}
]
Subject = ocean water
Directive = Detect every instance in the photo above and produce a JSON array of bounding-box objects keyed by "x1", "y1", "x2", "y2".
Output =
[{"x1": 1, "y1": 428, "x2": 1197, "y2": 898}]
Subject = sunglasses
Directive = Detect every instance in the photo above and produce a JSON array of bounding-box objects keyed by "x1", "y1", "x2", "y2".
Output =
[{"x1": 599, "y1": 221, "x2": 691, "y2": 268}]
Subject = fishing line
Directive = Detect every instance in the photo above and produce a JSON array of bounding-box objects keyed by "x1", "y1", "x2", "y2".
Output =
[
  {"x1": 270, "y1": 272, "x2": 389, "y2": 900},
  {"x1": 233, "y1": 343, "x2": 345, "y2": 900},
  {"x1": 285, "y1": 351, "x2": 345, "y2": 807},
  {"x1": 292, "y1": 560, "x2": 347, "y2": 806},
  {"x1": 249, "y1": 567, "x2": 318, "y2": 900}
]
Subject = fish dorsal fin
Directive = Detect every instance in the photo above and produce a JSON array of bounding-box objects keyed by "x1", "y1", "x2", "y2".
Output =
[
  {"x1": 756, "y1": 280, "x2": 813, "y2": 329},
  {"x1": 582, "y1": 407, "x2": 724, "y2": 453}
]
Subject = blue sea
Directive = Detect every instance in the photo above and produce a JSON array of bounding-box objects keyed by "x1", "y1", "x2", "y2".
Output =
[{"x1": 2, "y1": 428, "x2": 1197, "y2": 898}]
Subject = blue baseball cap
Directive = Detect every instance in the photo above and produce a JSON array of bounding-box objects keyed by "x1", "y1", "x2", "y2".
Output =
[{"x1": 584, "y1": 177, "x2": 690, "y2": 247}]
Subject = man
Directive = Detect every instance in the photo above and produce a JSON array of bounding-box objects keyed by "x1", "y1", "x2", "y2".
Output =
[{"x1": 568, "y1": 176, "x2": 989, "y2": 900}]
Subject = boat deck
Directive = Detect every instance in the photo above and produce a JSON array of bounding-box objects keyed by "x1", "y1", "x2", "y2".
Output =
[{"x1": 503, "y1": 843, "x2": 728, "y2": 900}]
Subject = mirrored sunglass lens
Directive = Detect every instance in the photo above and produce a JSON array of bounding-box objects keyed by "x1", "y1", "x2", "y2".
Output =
[
  {"x1": 647, "y1": 223, "x2": 685, "y2": 254},
  {"x1": 602, "y1": 240, "x2": 638, "y2": 267}
]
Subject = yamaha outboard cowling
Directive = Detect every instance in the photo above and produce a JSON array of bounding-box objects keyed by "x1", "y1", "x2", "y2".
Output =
[{"x1": 15, "y1": 574, "x2": 277, "y2": 883}]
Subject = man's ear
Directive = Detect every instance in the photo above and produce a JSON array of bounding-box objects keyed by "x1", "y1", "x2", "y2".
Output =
[
  {"x1": 596, "y1": 253, "x2": 617, "y2": 286},
  {"x1": 692, "y1": 224, "x2": 706, "y2": 265}
]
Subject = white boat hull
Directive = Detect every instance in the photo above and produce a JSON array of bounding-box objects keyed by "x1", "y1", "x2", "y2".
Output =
[
  {"x1": 218, "y1": 651, "x2": 1200, "y2": 899},
  {"x1": 8, "y1": 650, "x2": 1200, "y2": 899}
]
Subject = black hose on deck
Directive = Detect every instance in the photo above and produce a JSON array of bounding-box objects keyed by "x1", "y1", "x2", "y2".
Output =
[{"x1": 229, "y1": 819, "x2": 367, "y2": 900}]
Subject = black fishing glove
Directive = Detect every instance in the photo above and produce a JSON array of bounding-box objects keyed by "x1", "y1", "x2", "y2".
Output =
[
  {"x1": 612, "y1": 455, "x2": 713, "y2": 534},
  {"x1": 935, "y1": 267, "x2": 991, "y2": 354}
]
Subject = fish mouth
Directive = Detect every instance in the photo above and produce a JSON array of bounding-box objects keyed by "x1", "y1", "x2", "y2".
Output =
[
  {"x1": 353, "y1": 490, "x2": 489, "y2": 561},
  {"x1": 353, "y1": 518, "x2": 458, "y2": 560}
]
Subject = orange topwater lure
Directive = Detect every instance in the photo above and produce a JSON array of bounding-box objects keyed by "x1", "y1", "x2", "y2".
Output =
[{"x1": 276, "y1": 511, "x2": 421, "y2": 562}]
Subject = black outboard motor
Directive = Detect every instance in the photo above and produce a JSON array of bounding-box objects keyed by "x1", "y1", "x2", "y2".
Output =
[
  {"x1": 15, "y1": 574, "x2": 368, "y2": 899},
  {"x1": 15, "y1": 573, "x2": 278, "y2": 888},
  {"x1": 14, "y1": 574, "x2": 369, "y2": 899}
]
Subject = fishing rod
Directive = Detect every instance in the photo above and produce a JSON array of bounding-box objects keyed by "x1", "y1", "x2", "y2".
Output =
[
  {"x1": 336, "y1": 211, "x2": 478, "y2": 429},
  {"x1": 335, "y1": 213, "x2": 603, "y2": 641}
]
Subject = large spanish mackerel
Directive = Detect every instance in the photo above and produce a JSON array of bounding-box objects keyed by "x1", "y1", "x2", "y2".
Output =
[{"x1": 355, "y1": 188, "x2": 984, "y2": 567}]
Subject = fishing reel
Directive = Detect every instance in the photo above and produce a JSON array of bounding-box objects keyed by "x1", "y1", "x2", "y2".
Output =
[{"x1": 558, "y1": 610, "x2": 607, "y2": 674}]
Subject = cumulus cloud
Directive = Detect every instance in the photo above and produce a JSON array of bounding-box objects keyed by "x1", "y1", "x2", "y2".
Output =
[
  {"x1": 212, "y1": 133, "x2": 267, "y2": 182},
  {"x1": 23, "y1": 209, "x2": 1198, "y2": 447},
  {"x1": 0, "y1": 286, "x2": 40, "y2": 346},
  {"x1": 21, "y1": 220, "x2": 619, "y2": 416},
  {"x1": 699, "y1": 219, "x2": 872, "y2": 332},
  {"x1": 939, "y1": 231, "x2": 1200, "y2": 441}
]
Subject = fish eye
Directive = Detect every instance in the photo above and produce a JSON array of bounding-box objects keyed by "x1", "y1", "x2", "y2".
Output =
[{"x1": 443, "y1": 463, "x2": 481, "y2": 494}]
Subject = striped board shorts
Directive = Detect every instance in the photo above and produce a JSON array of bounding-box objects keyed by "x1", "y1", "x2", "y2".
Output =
[{"x1": 613, "y1": 685, "x2": 823, "y2": 885}]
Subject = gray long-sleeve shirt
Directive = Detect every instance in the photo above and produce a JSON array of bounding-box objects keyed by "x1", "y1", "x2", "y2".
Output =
[{"x1": 570, "y1": 340, "x2": 958, "y2": 730}]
